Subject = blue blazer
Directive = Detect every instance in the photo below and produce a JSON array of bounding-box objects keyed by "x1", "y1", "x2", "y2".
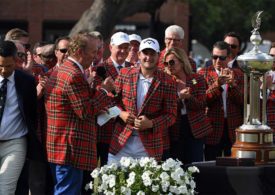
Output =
[{"x1": 14, "y1": 69, "x2": 45, "y2": 161}]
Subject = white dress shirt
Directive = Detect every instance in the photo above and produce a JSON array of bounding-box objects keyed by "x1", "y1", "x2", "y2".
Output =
[
  {"x1": 215, "y1": 69, "x2": 228, "y2": 118},
  {"x1": 0, "y1": 72, "x2": 28, "y2": 140}
]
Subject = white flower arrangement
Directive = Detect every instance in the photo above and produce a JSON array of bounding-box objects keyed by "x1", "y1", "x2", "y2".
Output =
[{"x1": 86, "y1": 157, "x2": 199, "y2": 195}]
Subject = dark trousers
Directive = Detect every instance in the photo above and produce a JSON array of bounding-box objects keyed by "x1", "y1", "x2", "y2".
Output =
[
  {"x1": 171, "y1": 115, "x2": 204, "y2": 164},
  {"x1": 50, "y1": 163, "x2": 83, "y2": 195},
  {"x1": 16, "y1": 160, "x2": 54, "y2": 195},
  {"x1": 82, "y1": 142, "x2": 110, "y2": 195},
  {"x1": 204, "y1": 118, "x2": 232, "y2": 161}
]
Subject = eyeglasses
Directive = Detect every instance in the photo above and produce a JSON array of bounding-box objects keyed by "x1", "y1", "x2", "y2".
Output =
[
  {"x1": 23, "y1": 43, "x2": 31, "y2": 50},
  {"x1": 164, "y1": 59, "x2": 176, "y2": 66},
  {"x1": 57, "y1": 48, "x2": 68, "y2": 54},
  {"x1": 17, "y1": 52, "x2": 27, "y2": 60},
  {"x1": 228, "y1": 44, "x2": 238, "y2": 49},
  {"x1": 212, "y1": 55, "x2": 227, "y2": 61},
  {"x1": 165, "y1": 37, "x2": 182, "y2": 42}
]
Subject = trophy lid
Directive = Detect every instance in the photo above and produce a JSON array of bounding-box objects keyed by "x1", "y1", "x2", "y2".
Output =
[{"x1": 237, "y1": 11, "x2": 273, "y2": 74}]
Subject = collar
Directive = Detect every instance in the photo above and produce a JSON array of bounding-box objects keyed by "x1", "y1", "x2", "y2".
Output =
[
  {"x1": 139, "y1": 73, "x2": 153, "y2": 83},
  {"x1": 111, "y1": 57, "x2": 126, "y2": 69},
  {"x1": 68, "y1": 57, "x2": 84, "y2": 74},
  {"x1": 0, "y1": 71, "x2": 15, "y2": 83}
]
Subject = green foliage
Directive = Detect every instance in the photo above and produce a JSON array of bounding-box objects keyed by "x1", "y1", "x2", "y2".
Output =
[{"x1": 188, "y1": 0, "x2": 275, "y2": 48}]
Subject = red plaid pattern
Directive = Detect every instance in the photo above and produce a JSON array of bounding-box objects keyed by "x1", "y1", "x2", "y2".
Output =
[
  {"x1": 109, "y1": 67, "x2": 178, "y2": 161},
  {"x1": 267, "y1": 90, "x2": 275, "y2": 130},
  {"x1": 93, "y1": 58, "x2": 132, "y2": 144},
  {"x1": 198, "y1": 66, "x2": 244, "y2": 145},
  {"x1": 158, "y1": 49, "x2": 197, "y2": 72},
  {"x1": 45, "y1": 59, "x2": 110, "y2": 170},
  {"x1": 169, "y1": 73, "x2": 213, "y2": 143}
]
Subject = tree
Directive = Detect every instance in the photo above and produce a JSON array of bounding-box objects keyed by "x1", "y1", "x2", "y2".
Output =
[
  {"x1": 188, "y1": 0, "x2": 275, "y2": 49},
  {"x1": 69, "y1": 0, "x2": 166, "y2": 39}
]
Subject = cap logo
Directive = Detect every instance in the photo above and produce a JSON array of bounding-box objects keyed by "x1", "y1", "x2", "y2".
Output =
[{"x1": 144, "y1": 39, "x2": 155, "y2": 44}]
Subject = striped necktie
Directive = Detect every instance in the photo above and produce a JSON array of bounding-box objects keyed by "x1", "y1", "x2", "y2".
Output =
[{"x1": 0, "y1": 78, "x2": 8, "y2": 125}]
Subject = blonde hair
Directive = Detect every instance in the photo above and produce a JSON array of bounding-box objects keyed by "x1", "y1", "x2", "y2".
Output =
[
  {"x1": 163, "y1": 47, "x2": 193, "y2": 75},
  {"x1": 68, "y1": 32, "x2": 97, "y2": 56}
]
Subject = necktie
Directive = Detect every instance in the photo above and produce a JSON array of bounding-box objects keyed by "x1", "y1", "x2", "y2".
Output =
[
  {"x1": 0, "y1": 78, "x2": 8, "y2": 125},
  {"x1": 118, "y1": 65, "x2": 123, "y2": 71}
]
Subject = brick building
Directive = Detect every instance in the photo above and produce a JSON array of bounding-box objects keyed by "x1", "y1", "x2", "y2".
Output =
[{"x1": 0, "y1": 0, "x2": 190, "y2": 51}]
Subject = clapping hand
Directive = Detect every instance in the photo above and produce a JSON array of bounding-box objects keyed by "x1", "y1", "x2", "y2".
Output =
[{"x1": 179, "y1": 87, "x2": 191, "y2": 99}]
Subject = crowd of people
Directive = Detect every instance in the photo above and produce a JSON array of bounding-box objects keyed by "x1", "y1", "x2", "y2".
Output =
[{"x1": 0, "y1": 25, "x2": 274, "y2": 195}]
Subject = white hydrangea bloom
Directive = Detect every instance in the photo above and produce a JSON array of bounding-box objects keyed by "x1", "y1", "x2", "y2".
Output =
[
  {"x1": 160, "y1": 172, "x2": 170, "y2": 181},
  {"x1": 152, "y1": 184, "x2": 159, "y2": 192},
  {"x1": 108, "y1": 175, "x2": 116, "y2": 188},
  {"x1": 137, "y1": 190, "x2": 145, "y2": 195},
  {"x1": 188, "y1": 166, "x2": 200, "y2": 173},
  {"x1": 91, "y1": 168, "x2": 99, "y2": 178},
  {"x1": 120, "y1": 157, "x2": 132, "y2": 168},
  {"x1": 178, "y1": 185, "x2": 188, "y2": 194}
]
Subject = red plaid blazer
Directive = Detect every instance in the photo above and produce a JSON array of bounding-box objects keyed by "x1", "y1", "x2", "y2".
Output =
[
  {"x1": 93, "y1": 58, "x2": 132, "y2": 144},
  {"x1": 158, "y1": 49, "x2": 197, "y2": 72},
  {"x1": 169, "y1": 73, "x2": 213, "y2": 143},
  {"x1": 267, "y1": 90, "x2": 275, "y2": 130},
  {"x1": 44, "y1": 59, "x2": 110, "y2": 170},
  {"x1": 109, "y1": 67, "x2": 178, "y2": 161},
  {"x1": 198, "y1": 66, "x2": 244, "y2": 145}
]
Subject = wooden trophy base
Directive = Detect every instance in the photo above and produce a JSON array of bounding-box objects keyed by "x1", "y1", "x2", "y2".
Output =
[{"x1": 231, "y1": 127, "x2": 275, "y2": 165}]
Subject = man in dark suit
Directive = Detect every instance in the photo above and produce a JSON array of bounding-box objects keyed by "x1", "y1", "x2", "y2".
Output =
[
  {"x1": 0, "y1": 41, "x2": 39, "y2": 194},
  {"x1": 45, "y1": 32, "x2": 114, "y2": 194}
]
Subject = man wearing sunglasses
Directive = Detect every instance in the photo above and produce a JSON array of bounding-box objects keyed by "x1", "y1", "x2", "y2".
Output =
[
  {"x1": 205, "y1": 32, "x2": 242, "y2": 69},
  {"x1": 198, "y1": 41, "x2": 244, "y2": 161},
  {"x1": 54, "y1": 36, "x2": 70, "y2": 67}
]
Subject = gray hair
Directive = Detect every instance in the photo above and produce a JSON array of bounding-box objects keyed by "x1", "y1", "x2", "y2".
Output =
[{"x1": 165, "y1": 25, "x2": 184, "y2": 39}]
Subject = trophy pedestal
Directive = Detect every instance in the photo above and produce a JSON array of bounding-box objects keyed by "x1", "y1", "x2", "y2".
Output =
[{"x1": 231, "y1": 128, "x2": 275, "y2": 164}]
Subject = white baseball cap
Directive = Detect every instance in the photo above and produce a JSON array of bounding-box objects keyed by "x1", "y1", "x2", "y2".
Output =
[
  {"x1": 139, "y1": 38, "x2": 160, "y2": 53},
  {"x1": 129, "y1": 34, "x2": 142, "y2": 43},
  {"x1": 110, "y1": 32, "x2": 130, "y2": 46}
]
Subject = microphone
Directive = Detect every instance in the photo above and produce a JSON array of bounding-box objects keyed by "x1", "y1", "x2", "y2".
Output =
[
  {"x1": 96, "y1": 66, "x2": 107, "y2": 79},
  {"x1": 95, "y1": 66, "x2": 116, "y2": 96}
]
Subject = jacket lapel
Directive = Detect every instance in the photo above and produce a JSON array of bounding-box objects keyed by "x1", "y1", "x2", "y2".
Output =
[
  {"x1": 138, "y1": 70, "x2": 160, "y2": 115},
  {"x1": 130, "y1": 69, "x2": 139, "y2": 114},
  {"x1": 14, "y1": 70, "x2": 25, "y2": 121}
]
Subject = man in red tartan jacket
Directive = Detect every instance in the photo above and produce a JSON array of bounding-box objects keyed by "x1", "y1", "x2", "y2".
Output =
[
  {"x1": 267, "y1": 43, "x2": 275, "y2": 137},
  {"x1": 107, "y1": 38, "x2": 178, "y2": 164},
  {"x1": 44, "y1": 32, "x2": 114, "y2": 194},
  {"x1": 157, "y1": 25, "x2": 197, "y2": 72},
  {"x1": 198, "y1": 41, "x2": 244, "y2": 161},
  {"x1": 92, "y1": 32, "x2": 132, "y2": 167}
]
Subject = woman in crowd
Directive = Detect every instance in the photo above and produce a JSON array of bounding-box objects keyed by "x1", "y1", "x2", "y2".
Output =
[{"x1": 163, "y1": 47, "x2": 212, "y2": 164}]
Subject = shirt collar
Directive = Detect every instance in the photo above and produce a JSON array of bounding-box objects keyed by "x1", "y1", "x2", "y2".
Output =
[
  {"x1": 68, "y1": 57, "x2": 84, "y2": 74},
  {"x1": 139, "y1": 73, "x2": 153, "y2": 83},
  {"x1": 111, "y1": 57, "x2": 125, "y2": 69},
  {"x1": 0, "y1": 71, "x2": 15, "y2": 83}
]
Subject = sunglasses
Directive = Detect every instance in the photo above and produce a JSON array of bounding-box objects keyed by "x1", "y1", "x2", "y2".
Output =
[
  {"x1": 23, "y1": 43, "x2": 31, "y2": 50},
  {"x1": 57, "y1": 48, "x2": 68, "y2": 54},
  {"x1": 228, "y1": 44, "x2": 238, "y2": 49},
  {"x1": 164, "y1": 59, "x2": 176, "y2": 66},
  {"x1": 212, "y1": 55, "x2": 227, "y2": 61}
]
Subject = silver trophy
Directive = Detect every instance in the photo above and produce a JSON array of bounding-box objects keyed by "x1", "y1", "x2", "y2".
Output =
[{"x1": 231, "y1": 11, "x2": 275, "y2": 164}]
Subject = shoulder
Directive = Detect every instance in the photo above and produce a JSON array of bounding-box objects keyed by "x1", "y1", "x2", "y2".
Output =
[
  {"x1": 156, "y1": 70, "x2": 176, "y2": 85},
  {"x1": 15, "y1": 69, "x2": 35, "y2": 83}
]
